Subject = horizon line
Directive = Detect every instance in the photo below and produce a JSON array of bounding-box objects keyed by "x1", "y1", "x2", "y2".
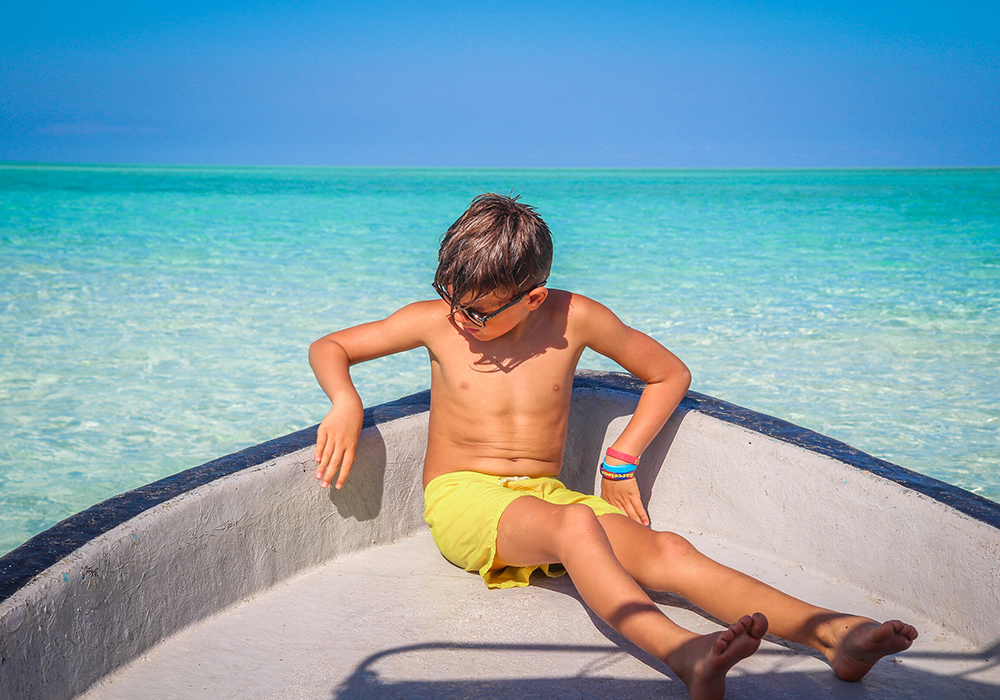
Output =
[{"x1": 3, "y1": 161, "x2": 999, "y2": 172}]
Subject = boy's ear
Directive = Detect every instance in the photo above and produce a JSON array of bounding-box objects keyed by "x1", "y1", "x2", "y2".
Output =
[{"x1": 525, "y1": 286, "x2": 548, "y2": 310}]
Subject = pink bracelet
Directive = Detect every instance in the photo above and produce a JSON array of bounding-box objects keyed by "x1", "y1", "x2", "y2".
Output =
[{"x1": 605, "y1": 447, "x2": 639, "y2": 465}]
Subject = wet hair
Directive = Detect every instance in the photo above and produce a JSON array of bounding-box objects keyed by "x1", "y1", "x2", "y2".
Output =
[{"x1": 434, "y1": 193, "x2": 552, "y2": 308}]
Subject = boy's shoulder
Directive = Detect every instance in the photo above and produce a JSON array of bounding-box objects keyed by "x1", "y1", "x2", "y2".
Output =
[
  {"x1": 397, "y1": 298, "x2": 446, "y2": 316},
  {"x1": 395, "y1": 290, "x2": 605, "y2": 319},
  {"x1": 364, "y1": 299, "x2": 451, "y2": 346},
  {"x1": 559, "y1": 289, "x2": 602, "y2": 308},
  {"x1": 557, "y1": 289, "x2": 623, "y2": 325},
  {"x1": 381, "y1": 290, "x2": 625, "y2": 344},
  {"x1": 541, "y1": 289, "x2": 630, "y2": 344}
]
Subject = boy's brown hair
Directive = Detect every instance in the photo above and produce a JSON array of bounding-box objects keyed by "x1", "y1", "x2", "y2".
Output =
[{"x1": 434, "y1": 193, "x2": 553, "y2": 308}]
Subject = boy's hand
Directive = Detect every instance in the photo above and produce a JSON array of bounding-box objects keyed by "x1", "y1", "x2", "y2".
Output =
[
  {"x1": 314, "y1": 398, "x2": 364, "y2": 489},
  {"x1": 601, "y1": 477, "x2": 650, "y2": 527}
]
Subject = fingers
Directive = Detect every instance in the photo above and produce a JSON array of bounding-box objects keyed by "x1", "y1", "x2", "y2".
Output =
[
  {"x1": 314, "y1": 426, "x2": 336, "y2": 483},
  {"x1": 316, "y1": 443, "x2": 354, "y2": 489},
  {"x1": 318, "y1": 448, "x2": 341, "y2": 489},
  {"x1": 601, "y1": 479, "x2": 650, "y2": 527},
  {"x1": 619, "y1": 497, "x2": 643, "y2": 525},
  {"x1": 312, "y1": 403, "x2": 364, "y2": 489},
  {"x1": 621, "y1": 497, "x2": 649, "y2": 527},
  {"x1": 630, "y1": 494, "x2": 650, "y2": 527},
  {"x1": 314, "y1": 430, "x2": 331, "y2": 479},
  {"x1": 334, "y1": 446, "x2": 356, "y2": 490},
  {"x1": 313, "y1": 426, "x2": 356, "y2": 489},
  {"x1": 618, "y1": 481, "x2": 649, "y2": 527}
]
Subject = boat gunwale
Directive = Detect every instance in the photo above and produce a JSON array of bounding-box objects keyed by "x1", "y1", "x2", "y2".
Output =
[{"x1": 2, "y1": 370, "x2": 998, "y2": 606}]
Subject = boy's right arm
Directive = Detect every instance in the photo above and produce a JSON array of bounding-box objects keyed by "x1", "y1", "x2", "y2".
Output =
[{"x1": 308, "y1": 302, "x2": 433, "y2": 489}]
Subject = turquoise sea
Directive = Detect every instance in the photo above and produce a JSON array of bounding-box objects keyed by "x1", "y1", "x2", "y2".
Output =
[{"x1": 1, "y1": 165, "x2": 998, "y2": 556}]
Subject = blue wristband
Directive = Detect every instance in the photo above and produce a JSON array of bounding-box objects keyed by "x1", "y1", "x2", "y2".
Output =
[{"x1": 601, "y1": 458, "x2": 636, "y2": 475}]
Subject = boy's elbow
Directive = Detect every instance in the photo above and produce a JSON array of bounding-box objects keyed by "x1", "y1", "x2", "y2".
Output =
[
  {"x1": 310, "y1": 336, "x2": 353, "y2": 367},
  {"x1": 644, "y1": 359, "x2": 690, "y2": 393},
  {"x1": 309, "y1": 336, "x2": 341, "y2": 366},
  {"x1": 678, "y1": 365, "x2": 692, "y2": 392},
  {"x1": 308, "y1": 338, "x2": 324, "y2": 365},
  {"x1": 657, "y1": 357, "x2": 691, "y2": 392}
]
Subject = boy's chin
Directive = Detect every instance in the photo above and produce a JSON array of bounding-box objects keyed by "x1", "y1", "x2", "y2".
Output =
[
  {"x1": 460, "y1": 324, "x2": 505, "y2": 341},
  {"x1": 462, "y1": 326, "x2": 490, "y2": 338}
]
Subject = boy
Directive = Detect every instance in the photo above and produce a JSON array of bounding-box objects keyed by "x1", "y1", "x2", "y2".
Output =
[{"x1": 309, "y1": 193, "x2": 916, "y2": 700}]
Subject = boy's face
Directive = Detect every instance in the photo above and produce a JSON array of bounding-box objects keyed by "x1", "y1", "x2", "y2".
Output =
[{"x1": 444, "y1": 286, "x2": 547, "y2": 341}]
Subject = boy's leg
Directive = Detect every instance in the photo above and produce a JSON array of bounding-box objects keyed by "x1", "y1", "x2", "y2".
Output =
[
  {"x1": 495, "y1": 496, "x2": 767, "y2": 700},
  {"x1": 597, "y1": 513, "x2": 917, "y2": 681}
]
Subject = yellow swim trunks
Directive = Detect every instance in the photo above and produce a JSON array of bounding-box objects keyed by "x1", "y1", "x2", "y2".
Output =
[{"x1": 423, "y1": 471, "x2": 624, "y2": 589}]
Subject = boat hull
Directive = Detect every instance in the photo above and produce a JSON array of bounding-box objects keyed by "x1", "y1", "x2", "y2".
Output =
[{"x1": 1, "y1": 370, "x2": 998, "y2": 699}]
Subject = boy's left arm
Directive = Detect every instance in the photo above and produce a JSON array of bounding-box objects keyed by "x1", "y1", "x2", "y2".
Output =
[{"x1": 578, "y1": 296, "x2": 692, "y2": 526}]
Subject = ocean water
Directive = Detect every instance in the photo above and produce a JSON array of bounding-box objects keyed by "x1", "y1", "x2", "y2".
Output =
[{"x1": 1, "y1": 165, "x2": 998, "y2": 556}]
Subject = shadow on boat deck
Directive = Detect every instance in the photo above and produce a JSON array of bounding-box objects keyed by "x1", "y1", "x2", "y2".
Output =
[{"x1": 330, "y1": 640, "x2": 1000, "y2": 700}]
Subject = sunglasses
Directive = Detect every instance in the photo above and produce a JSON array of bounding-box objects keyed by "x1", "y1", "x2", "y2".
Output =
[{"x1": 433, "y1": 280, "x2": 547, "y2": 328}]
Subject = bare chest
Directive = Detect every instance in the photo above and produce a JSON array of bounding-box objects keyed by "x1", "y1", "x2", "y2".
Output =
[{"x1": 428, "y1": 332, "x2": 582, "y2": 417}]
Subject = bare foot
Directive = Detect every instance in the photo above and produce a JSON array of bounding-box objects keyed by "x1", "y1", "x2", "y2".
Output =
[
  {"x1": 825, "y1": 618, "x2": 918, "y2": 681},
  {"x1": 666, "y1": 613, "x2": 768, "y2": 700}
]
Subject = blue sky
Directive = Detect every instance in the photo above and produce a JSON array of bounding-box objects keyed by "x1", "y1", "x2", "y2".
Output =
[{"x1": 2, "y1": 1, "x2": 997, "y2": 167}]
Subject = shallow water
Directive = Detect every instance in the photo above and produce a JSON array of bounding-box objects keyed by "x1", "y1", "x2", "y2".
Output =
[{"x1": 1, "y1": 165, "x2": 998, "y2": 555}]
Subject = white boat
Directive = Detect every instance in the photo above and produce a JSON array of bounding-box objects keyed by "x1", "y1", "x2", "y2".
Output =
[{"x1": 2, "y1": 370, "x2": 998, "y2": 699}]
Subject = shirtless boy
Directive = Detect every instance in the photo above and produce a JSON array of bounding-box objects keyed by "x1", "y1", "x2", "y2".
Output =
[{"x1": 309, "y1": 193, "x2": 917, "y2": 700}]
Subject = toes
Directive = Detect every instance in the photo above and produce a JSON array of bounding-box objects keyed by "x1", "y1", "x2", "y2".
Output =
[
  {"x1": 871, "y1": 620, "x2": 918, "y2": 646},
  {"x1": 870, "y1": 620, "x2": 896, "y2": 644}
]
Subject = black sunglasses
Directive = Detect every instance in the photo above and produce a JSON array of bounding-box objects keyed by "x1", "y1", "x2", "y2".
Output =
[{"x1": 433, "y1": 280, "x2": 547, "y2": 328}]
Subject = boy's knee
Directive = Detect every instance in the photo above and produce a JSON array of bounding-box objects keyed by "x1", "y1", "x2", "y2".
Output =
[
  {"x1": 653, "y1": 531, "x2": 697, "y2": 561},
  {"x1": 554, "y1": 503, "x2": 603, "y2": 539}
]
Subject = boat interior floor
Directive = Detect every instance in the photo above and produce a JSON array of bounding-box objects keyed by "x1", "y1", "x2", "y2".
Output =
[{"x1": 78, "y1": 529, "x2": 999, "y2": 700}]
